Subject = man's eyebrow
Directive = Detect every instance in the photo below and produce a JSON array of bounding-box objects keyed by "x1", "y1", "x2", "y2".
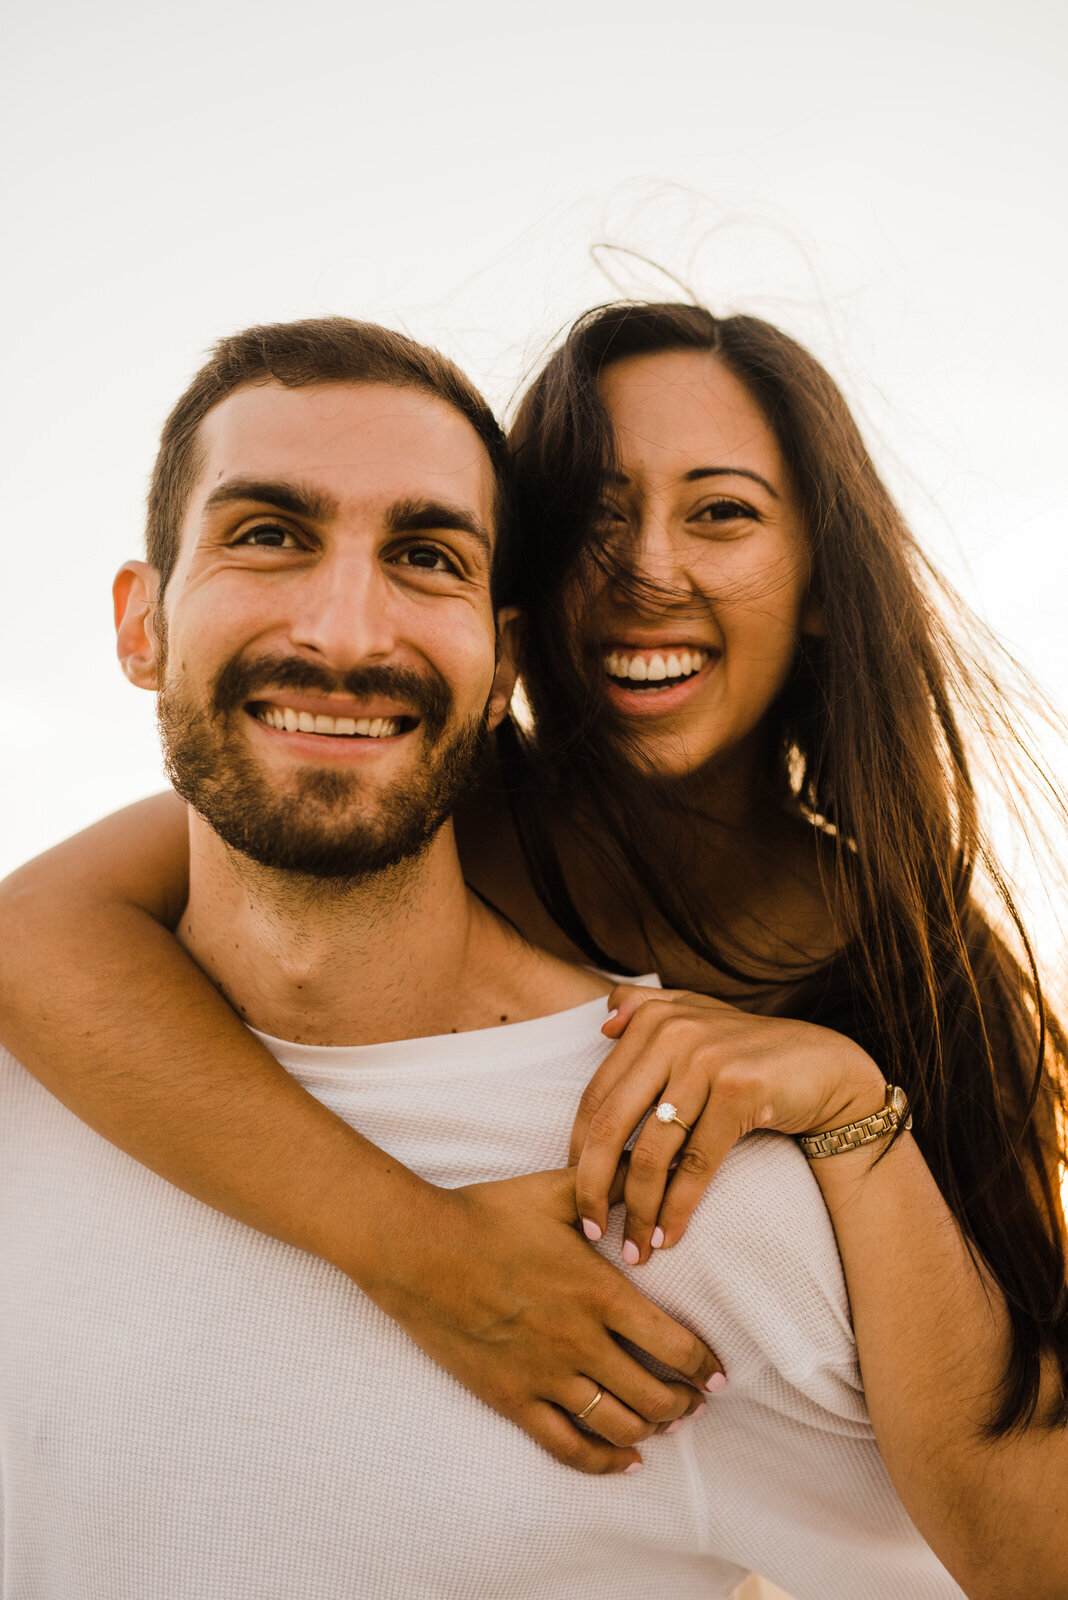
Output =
[
  {"x1": 607, "y1": 466, "x2": 780, "y2": 499},
  {"x1": 200, "y1": 478, "x2": 340, "y2": 521},
  {"x1": 386, "y1": 496, "x2": 493, "y2": 561}
]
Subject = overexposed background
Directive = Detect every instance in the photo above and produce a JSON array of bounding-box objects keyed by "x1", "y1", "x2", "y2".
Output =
[{"x1": 2, "y1": 0, "x2": 1065, "y2": 966}]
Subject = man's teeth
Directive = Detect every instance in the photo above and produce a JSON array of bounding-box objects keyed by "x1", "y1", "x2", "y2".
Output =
[
  {"x1": 602, "y1": 649, "x2": 708, "y2": 685},
  {"x1": 256, "y1": 707, "x2": 403, "y2": 738}
]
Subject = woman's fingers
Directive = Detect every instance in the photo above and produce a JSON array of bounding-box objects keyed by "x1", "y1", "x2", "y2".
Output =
[
  {"x1": 570, "y1": 988, "x2": 673, "y2": 1164},
  {"x1": 656, "y1": 1109, "x2": 752, "y2": 1248},
  {"x1": 529, "y1": 1403, "x2": 643, "y2": 1475},
  {"x1": 619, "y1": 1100, "x2": 708, "y2": 1261},
  {"x1": 602, "y1": 1267, "x2": 726, "y2": 1397},
  {"x1": 575, "y1": 995, "x2": 716, "y2": 1240},
  {"x1": 652, "y1": 1071, "x2": 772, "y2": 1249},
  {"x1": 600, "y1": 983, "x2": 664, "y2": 1038},
  {"x1": 572, "y1": 1039, "x2": 671, "y2": 1238},
  {"x1": 585, "y1": 1344, "x2": 700, "y2": 1429},
  {"x1": 563, "y1": 1374, "x2": 697, "y2": 1448},
  {"x1": 600, "y1": 984, "x2": 715, "y2": 1040},
  {"x1": 568, "y1": 1047, "x2": 639, "y2": 1170},
  {"x1": 624, "y1": 1067, "x2": 775, "y2": 1257}
]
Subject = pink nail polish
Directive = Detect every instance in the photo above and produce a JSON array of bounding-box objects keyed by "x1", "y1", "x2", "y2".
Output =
[
  {"x1": 665, "y1": 1416, "x2": 686, "y2": 1434},
  {"x1": 650, "y1": 1226, "x2": 665, "y2": 1249},
  {"x1": 581, "y1": 1218, "x2": 603, "y2": 1242},
  {"x1": 605, "y1": 1007, "x2": 619, "y2": 1021},
  {"x1": 705, "y1": 1372, "x2": 727, "y2": 1394},
  {"x1": 622, "y1": 1239, "x2": 640, "y2": 1266},
  {"x1": 624, "y1": 1461, "x2": 643, "y2": 1474},
  {"x1": 692, "y1": 1402, "x2": 707, "y2": 1417}
]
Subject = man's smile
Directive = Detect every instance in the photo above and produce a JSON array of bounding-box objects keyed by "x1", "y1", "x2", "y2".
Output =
[
  {"x1": 246, "y1": 693, "x2": 416, "y2": 742},
  {"x1": 252, "y1": 706, "x2": 405, "y2": 739},
  {"x1": 244, "y1": 695, "x2": 418, "y2": 760}
]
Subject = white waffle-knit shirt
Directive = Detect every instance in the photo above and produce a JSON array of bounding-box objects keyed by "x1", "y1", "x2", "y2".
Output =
[{"x1": 0, "y1": 996, "x2": 963, "y2": 1600}]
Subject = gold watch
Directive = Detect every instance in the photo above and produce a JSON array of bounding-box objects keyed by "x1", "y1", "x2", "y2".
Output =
[{"x1": 798, "y1": 1084, "x2": 912, "y2": 1159}]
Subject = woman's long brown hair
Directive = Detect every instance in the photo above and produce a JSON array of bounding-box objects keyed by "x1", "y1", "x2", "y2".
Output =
[{"x1": 502, "y1": 301, "x2": 1068, "y2": 1436}]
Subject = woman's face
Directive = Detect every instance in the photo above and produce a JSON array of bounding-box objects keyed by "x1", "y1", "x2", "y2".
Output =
[{"x1": 588, "y1": 348, "x2": 816, "y2": 782}]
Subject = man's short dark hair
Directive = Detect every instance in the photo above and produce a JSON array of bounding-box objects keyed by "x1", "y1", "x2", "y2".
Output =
[{"x1": 147, "y1": 317, "x2": 517, "y2": 601}]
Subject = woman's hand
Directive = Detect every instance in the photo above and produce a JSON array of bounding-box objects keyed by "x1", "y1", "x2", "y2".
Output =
[
  {"x1": 364, "y1": 1166, "x2": 721, "y2": 1473},
  {"x1": 569, "y1": 985, "x2": 888, "y2": 1264}
]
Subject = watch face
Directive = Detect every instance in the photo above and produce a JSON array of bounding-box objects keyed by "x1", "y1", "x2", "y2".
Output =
[{"x1": 889, "y1": 1086, "x2": 908, "y2": 1118}]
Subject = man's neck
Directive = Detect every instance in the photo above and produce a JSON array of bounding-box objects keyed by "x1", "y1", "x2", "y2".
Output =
[{"x1": 178, "y1": 814, "x2": 607, "y2": 1046}]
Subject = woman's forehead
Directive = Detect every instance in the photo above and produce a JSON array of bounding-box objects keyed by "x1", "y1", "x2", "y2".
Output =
[{"x1": 598, "y1": 349, "x2": 785, "y2": 485}]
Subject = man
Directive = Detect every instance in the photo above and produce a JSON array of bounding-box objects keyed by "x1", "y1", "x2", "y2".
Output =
[{"x1": 0, "y1": 319, "x2": 962, "y2": 1599}]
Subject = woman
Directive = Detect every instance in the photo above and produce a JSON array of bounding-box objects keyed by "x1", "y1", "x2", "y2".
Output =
[{"x1": 1, "y1": 302, "x2": 1065, "y2": 1594}]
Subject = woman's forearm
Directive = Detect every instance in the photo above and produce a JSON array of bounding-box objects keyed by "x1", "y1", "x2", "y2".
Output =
[
  {"x1": 814, "y1": 1135, "x2": 1067, "y2": 1600},
  {"x1": 0, "y1": 795, "x2": 436, "y2": 1275},
  {"x1": 0, "y1": 800, "x2": 721, "y2": 1474},
  {"x1": 0, "y1": 821, "x2": 415, "y2": 1273}
]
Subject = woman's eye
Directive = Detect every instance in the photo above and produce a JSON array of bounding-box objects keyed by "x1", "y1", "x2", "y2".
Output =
[
  {"x1": 595, "y1": 502, "x2": 628, "y2": 530},
  {"x1": 235, "y1": 524, "x2": 298, "y2": 548},
  {"x1": 397, "y1": 544, "x2": 458, "y2": 574},
  {"x1": 695, "y1": 500, "x2": 755, "y2": 525}
]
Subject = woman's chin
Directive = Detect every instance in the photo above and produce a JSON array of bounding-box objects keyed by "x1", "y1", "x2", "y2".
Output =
[
  {"x1": 612, "y1": 719, "x2": 772, "y2": 798},
  {"x1": 613, "y1": 726, "x2": 716, "y2": 783}
]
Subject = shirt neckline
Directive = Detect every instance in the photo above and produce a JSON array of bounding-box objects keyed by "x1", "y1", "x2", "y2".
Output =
[{"x1": 250, "y1": 978, "x2": 659, "y2": 1078}]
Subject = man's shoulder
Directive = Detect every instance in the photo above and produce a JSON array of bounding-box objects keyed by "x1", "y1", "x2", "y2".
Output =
[{"x1": 644, "y1": 1131, "x2": 862, "y2": 1414}]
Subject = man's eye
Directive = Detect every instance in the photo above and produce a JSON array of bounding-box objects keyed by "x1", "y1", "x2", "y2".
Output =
[
  {"x1": 234, "y1": 524, "x2": 299, "y2": 548},
  {"x1": 397, "y1": 544, "x2": 458, "y2": 574}
]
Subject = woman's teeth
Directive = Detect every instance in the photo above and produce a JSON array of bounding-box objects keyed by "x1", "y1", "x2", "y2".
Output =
[
  {"x1": 602, "y1": 649, "x2": 708, "y2": 687},
  {"x1": 256, "y1": 707, "x2": 402, "y2": 738}
]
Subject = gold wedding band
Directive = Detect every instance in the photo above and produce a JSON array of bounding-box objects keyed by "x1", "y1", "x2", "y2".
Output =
[
  {"x1": 655, "y1": 1101, "x2": 692, "y2": 1133},
  {"x1": 574, "y1": 1387, "x2": 604, "y2": 1422}
]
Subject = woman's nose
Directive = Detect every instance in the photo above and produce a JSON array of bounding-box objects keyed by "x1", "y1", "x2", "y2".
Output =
[{"x1": 611, "y1": 516, "x2": 697, "y2": 603}]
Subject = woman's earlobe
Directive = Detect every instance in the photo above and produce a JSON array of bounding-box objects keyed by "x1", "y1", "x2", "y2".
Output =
[
  {"x1": 114, "y1": 562, "x2": 162, "y2": 690},
  {"x1": 801, "y1": 594, "x2": 826, "y2": 638}
]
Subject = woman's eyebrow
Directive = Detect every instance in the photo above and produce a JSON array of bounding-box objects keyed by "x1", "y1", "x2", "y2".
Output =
[
  {"x1": 681, "y1": 466, "x2": 780, "y2": 499},
  {"x1": 607, "y1": 466, "x2": 780, "y2": 499}
]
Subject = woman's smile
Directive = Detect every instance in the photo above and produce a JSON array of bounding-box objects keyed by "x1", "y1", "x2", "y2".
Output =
[{"x1": 600, "y1": 642, "x2": 719, "y2": 717}]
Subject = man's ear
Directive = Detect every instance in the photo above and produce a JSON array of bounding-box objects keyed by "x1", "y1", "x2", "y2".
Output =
[
  {"x1": 487, "y1": 607, "x2": 522, "y2": 730},
  {"x1": 114, "y1": 561, "x2": 162, "y2": 689}
]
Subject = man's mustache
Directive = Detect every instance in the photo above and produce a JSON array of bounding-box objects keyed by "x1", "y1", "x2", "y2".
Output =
[{"x1": 211, "y1": 653, "x2": 453, "y2": 735}]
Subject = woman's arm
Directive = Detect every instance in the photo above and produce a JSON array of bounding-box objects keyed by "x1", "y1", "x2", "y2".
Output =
[
  {"x1": 0, "y1": 800, "x2": 720, "y2": 1474},
  {"x1": 572, "y1": 986, "x2": 1067, "y2": 1599},
  {"x1": 811, "y1": 1113, "x2": 1065, "y2": 1600}
]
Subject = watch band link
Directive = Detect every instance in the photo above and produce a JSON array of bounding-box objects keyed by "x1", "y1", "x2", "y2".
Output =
[{"x1": 798, "y1": 1084, "x2": 912, "y2": 1160}]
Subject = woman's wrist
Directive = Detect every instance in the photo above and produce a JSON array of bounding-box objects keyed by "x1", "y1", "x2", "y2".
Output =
[
  {"x1": 326, "y1": 1156, "x2": 448, "y2": 1300},
  {"x1": 800, "y1": 1049, "x2": 889, "y2": 1138},
  {"x1": 799, "y1": 1055, "x2": 912, "y2": 1187}
]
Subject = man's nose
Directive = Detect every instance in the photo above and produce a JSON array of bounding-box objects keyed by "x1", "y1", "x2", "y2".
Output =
[{"x1": 286, "y1": 553, "x2": 400, "y2": 668}]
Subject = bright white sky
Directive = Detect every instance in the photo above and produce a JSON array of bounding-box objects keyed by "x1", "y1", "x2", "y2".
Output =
[{"x1": 2, "y1": 0, "x2": 1065, "y2": 960}]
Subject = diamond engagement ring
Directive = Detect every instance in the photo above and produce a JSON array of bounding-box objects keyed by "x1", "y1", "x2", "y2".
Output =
[{"x1": 655, "y1": 1102, "x2": 693, "y2": 1133}]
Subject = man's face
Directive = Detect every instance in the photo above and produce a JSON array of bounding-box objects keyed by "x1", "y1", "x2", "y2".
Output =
[{"x1": 122, "y1": 381, "x2": 509, "y2": 878}]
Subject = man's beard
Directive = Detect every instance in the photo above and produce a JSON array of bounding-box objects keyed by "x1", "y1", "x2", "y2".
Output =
[{"x1": 157, "y1": 648, "x2": 489, "y2": 880}]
